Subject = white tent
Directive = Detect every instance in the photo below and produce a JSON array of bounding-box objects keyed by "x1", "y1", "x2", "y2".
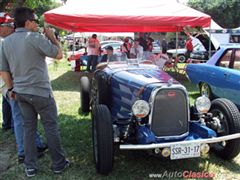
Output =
[{"x1": 205, "y1": 19, "x2": 230, "y2": 45}]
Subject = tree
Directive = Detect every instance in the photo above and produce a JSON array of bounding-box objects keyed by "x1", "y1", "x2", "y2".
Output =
[
  {"x1": 0, "y1": 0, "x2": 61, "y2": 16},
  {"x1": 188, "y1": 0, "x2": 240, "y2": 28}
]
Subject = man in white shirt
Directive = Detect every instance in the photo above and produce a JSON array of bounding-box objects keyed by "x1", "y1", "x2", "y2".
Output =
[
  {"x1": 130, "y1": 38, "x2": 143, "y2": 60},
  {"x1": 86, "y1": 34, "x2": 100, "y2": 72}
]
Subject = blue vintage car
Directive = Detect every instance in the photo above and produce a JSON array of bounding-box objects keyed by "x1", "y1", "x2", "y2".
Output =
[
  {"x1": 186, "y1": 44, "x2": 240, "y2": 109},
  {"x1": 80, "y1": 54, "x2": 240, "y2": 175}
]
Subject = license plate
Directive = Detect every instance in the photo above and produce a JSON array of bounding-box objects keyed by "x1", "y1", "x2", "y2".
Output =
[{"x1": 170, "y1": 143, "x2": 201, "y2": 160}]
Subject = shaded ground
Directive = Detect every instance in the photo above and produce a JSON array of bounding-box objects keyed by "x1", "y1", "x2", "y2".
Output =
[{"x1": 0, "y1": 131, "x2": 17, "y2": 174}]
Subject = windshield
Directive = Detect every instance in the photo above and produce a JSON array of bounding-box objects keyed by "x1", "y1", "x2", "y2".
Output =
[
  {"x1": 101, "y1": 52, "x2": 147, "y2": 65},
  {"x1": 96, "y1": 52, "x2": 159, "y2": 71}
]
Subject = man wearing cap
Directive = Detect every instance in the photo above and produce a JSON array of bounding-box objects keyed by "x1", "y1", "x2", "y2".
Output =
[
  {"x1": 1, "y1": 7, "x2": 69, "y2": 177},
  {"x1": 0, "y1": 12, "x2": 14, "y2": 131},
  {"x1": 100, "y1": 45, "x2": 118, "y2": 63}
]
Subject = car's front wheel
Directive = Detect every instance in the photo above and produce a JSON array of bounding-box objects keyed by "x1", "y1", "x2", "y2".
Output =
[
  {"x1": 210, "y1": 98, "x2": 240, "y2": 160},
  {"x1": 92, "y1": 104, "x2": 114, "y2": 174}
]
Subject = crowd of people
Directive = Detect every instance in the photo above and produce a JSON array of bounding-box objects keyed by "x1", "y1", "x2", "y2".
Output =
[
  {"x1": 0, "y1": 7, "x2": 194, "y2": 178},
  {"x1": 84, "y1": 32, "x2": 173, "y2": 71},
  {"x1": 0, "y1": 7, "x2": 69, "y2": 177}
]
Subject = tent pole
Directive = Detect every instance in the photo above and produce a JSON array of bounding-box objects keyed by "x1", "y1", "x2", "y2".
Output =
[
  {"x1": 176, "y1": 31, "x2": 178, "y2": 49},
  {"x1": 176, "y1": 29, "x2": 179, "y2": 60},
  {"x1": 208, "y1": 21, "x2": 212, "y2": 59},
  {"x1": 73, "y1": 32, "x2": 75, "y2": 54}
]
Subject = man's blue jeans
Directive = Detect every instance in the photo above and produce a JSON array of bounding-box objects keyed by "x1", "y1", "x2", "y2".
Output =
[
  {"x1": 2, "y1": 95, "x2": 13, "y2": 130},
  {"x1": 9, "y1": 98, "x2": 44, "y2": 156}
]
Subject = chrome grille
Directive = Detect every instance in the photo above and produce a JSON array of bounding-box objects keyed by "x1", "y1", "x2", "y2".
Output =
[{"x1": 150, "y1": 88, "x2": 188, "y2": 137}]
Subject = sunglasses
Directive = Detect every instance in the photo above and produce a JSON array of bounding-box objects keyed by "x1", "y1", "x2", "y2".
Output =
[
  {"x1": 29, "y1": 19, "x2": 39, "y2": 23},
  {"x1": 0, "y1": 22, "x2": 14, "y2": 28}
]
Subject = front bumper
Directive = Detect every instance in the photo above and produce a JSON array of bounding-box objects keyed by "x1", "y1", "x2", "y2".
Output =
[{"x1": 119, "y1": 133, "x2": 240, "y2": 150}]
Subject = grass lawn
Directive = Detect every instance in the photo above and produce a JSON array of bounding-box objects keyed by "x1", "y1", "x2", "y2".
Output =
[{"x1": 0, "y1": 60, "x2": 239, "y2": 179}]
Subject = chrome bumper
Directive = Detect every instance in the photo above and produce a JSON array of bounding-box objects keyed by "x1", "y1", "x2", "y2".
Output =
[{"x1": 120, "y1": 133, "x2": 240, "y2": 150}]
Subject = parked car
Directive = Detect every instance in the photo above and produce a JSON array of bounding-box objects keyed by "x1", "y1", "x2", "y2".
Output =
[
  {"x1": 80, "y1": 53, "x2": 240, "y2": 175},
  {"x1": 101, "y1": 42, "x2": 123, "y2": 54},
  {"x1": 67, "y1": 48, "x2": 86, "y2": 61},
  {"x1": 186, "y1": 44, "x2": 240, "y2": 109},
  {"x1": 100, "y1": 40, "x2": 123, "y2": 46},
  {"x1": 67, "y1": 41, "x2": 123, "y2": 61},
  {"x1": 152, "y1": 41, "x2": 161, "y2": 54},
  {"x1": 167, "y1": 34, "x2": 218, "y2": 63}
]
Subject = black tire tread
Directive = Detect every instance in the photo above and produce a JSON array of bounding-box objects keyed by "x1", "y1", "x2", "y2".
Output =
[
  {"x1": 93, "y1": 104, "x2": 114, "y2": 174},
  {"x1": 211, "y1": 98, "x2": 240, "y2": 160}
]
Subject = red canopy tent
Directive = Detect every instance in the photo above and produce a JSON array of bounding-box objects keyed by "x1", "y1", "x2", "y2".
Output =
[{"x1": 44, "y1": 0, "x2": 211, "y2": 32}]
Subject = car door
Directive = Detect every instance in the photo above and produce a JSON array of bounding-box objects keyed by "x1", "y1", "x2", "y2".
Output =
[
  {"x1": 223, "y1": 49, "x2": 240, "y2": 107},
  {"x1": 210, "y1": 49, "x2": 233, "y2": 98}
]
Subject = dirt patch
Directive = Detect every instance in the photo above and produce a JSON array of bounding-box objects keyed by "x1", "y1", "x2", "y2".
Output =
[{"x1": 0, "y1": 133, "x2": 17, "y2": 174}]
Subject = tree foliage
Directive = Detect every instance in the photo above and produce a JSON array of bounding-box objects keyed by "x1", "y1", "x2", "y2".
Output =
[
  {"x1": 0, "y1": 0, "x2": 61, "y2": 17},
  {"x1": 188, "y1": 0, "x2": 240, "y2": 28}
]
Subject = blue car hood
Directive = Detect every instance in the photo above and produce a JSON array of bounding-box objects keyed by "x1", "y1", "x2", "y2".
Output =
[
  {"x1": 105, "y1": 64, "x2": 180, "y2": 101},
  {"x1": 106, "y1": 64, "x2": 178, "y2": 85}
]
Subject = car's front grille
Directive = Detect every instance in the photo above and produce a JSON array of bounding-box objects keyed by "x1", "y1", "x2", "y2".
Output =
[{"x1": 151, "y1": 88, "x2": 188, "y2": 137}]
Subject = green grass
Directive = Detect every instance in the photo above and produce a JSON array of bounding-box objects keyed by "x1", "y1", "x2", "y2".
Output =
[{"x1": 0, "y1": 60, "x2": 239, "y2": 180}]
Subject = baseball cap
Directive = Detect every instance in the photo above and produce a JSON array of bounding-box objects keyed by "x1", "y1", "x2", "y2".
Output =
[
  {"x1": 0, "y1": 12, "x2": 13, "y2": 24},
  {"x1": 106, "y1": 45, "x2": 113, "y2": 51}
]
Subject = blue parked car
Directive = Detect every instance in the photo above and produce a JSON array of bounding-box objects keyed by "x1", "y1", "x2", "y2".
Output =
[
  {"x1": 186, "y1": 44, "x2": 240, "y2": 109},
  {"x1": 80, "y1": 53, "x2": 240, "y2": 175}
]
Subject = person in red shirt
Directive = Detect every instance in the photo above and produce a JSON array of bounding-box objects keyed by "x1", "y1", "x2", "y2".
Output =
[
  {"x1": 185, "y1": 35, "x2": 193, "y2": 60},
  {"x1": 146, "y1": 37, "x2": 153, "y2": 52},
  {"x1": 120, "y1": 37, "x2": 131, "y2": 58}
]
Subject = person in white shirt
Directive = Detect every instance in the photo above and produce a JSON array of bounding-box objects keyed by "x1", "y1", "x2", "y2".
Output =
[
  {"x1": 154, "y1": 49, "x2": 171, "y2": 69},
  {"x1": 86, "y1": 34, "x2": 100, "y2": 72},
  {"x1": 130, "y1": 38, "x2": 143, "y2": 60}
]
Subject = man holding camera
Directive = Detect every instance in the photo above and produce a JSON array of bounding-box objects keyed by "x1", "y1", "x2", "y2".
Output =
[{"x1": 1, "y1": 7, "x2": 69, "y2": 177}]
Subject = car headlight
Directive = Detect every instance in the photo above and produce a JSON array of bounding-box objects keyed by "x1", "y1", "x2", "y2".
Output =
[
  {"x1": 195, "y1": 96, "x2": 211, "y2": 114},
  {"x1": 132, "y1": 100, "x2": 150, "y2": 118}
]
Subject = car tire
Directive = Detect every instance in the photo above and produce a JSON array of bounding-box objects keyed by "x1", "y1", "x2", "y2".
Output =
[
  {"x1": 92, "y1": 104, "x2": 114, "y2": 175},
  {"x1": 80, "y1": 76, "x2": 90, "y2": 113},
  {"x1": 177, "y1": 54, "x2": 186, "y2": 63},
  {"x1": 210, "y1": 98, "x2": 240, "y2": 160},
  {"x1": 200, "y1": 82, "x2": 213, "y2": 100}
]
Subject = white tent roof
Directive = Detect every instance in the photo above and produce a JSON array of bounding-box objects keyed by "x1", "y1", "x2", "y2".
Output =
[{"x1": 204, "y1": 19, "x2": 223, "y2": 30}]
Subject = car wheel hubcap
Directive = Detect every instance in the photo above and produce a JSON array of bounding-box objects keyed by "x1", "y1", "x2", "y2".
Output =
[
  {"x1": 211, "y1": 109, "x2": 229, "y2": 150},
  {"x1": 178, "y1": 55, "x2": 186, "y2": 63}
]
